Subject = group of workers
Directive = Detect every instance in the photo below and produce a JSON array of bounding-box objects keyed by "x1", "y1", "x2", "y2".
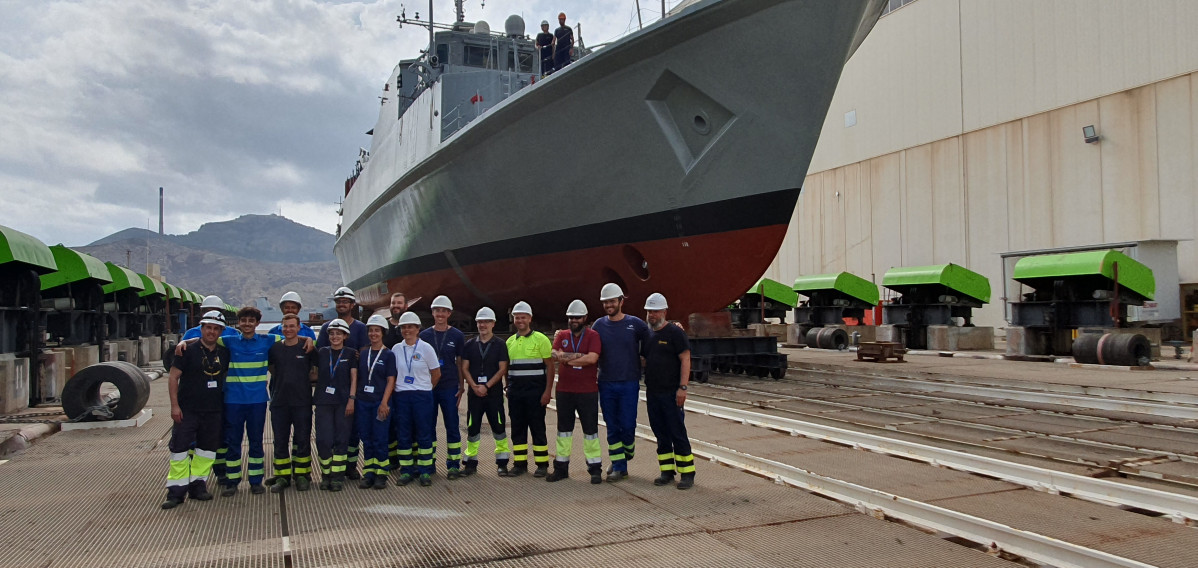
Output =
[
  {"x1": 161, "y1": 282, "x2": 695, "y2": 510},
  {"x1": 535, "y1": 12, "x2": 575, "y2": 76}
]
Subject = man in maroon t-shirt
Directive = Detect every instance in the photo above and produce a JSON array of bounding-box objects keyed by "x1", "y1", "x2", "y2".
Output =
[{"x1": 549, "y1": 299, "x2": 603, "y2": 484}]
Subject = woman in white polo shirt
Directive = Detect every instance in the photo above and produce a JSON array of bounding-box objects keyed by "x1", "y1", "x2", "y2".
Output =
[{"x1": 391, "y1": 311, "x2": 442, "y2": 486}]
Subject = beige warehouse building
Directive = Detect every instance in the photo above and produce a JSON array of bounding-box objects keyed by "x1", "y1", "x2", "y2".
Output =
[{"x1": 760, "y1": 0, "x2": 1198, "y2": 338}]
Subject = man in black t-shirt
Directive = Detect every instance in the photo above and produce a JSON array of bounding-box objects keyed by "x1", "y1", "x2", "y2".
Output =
[
  {"x1": 553, "y1": 12, "x2": 574, "y2": 73},
  {"x1": 642, "y1": 293, "x2": 696, "y2": 490},
  {"x1": 267, "y1": 315, "x2": 316, "y2": 493},
  {"x1": 163, "y1": 310, "x2": 231, "y2": 510},
  {"x1": 459, "y1": 307, "x2": 512, "y2": 477},
  {"x1": 535, "y1": 20, "x2": 555, "y2": 76}
]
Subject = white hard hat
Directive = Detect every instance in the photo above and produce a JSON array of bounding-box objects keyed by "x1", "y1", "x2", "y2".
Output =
[
  {"x1": 398, "y1": 311, "x2": 422, "y2": 326},
  {"x1": 566, "y1": 299, "x2": 587, "y2": 317},
  {"x1": 600, "y1": 282, "x2": 624, "y2": 301},
  {"x1": 476, "y1": 306, "x2": 496, "y2": 321},
  {"x1": 541, "y1": 19, "x2": 548, "y2": 26},
  {"x1": 644, "y1": 292, "x2": 668, "y2": 310},
  {"x1": 430, "y1": 295, "x2": 453, "y2": 310},
  {"x1": 279, "y1": 291, "x2": 302, "y2": 309},
  {"x1": 326, "y1": 319, "x2": 350, "y2": 335},
  {"x1": 366, "y1": 314, "x2": 390, "y2": 329},
  {"x1": 333, "y1": 286, "x2": 357, "y2": 302},
  {"x1": 199, "y1": 310, "x2": 226, "y2": 328},
  {"x1": 201, "y1": 295, "x2": 224, "y2": 310},
  {"x1": 511, "y1": 301, "x2": 533, "y2": 316}
]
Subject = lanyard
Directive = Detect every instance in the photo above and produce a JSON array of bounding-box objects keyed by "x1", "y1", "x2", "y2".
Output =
[
  {"x1": 433, "y1": 329, "x2": 447, "y2": 357},
  {"x1": 328, "y1": 348, "x2": 343, "y2": 378},
  {"x1": 567, "y1": 330, "x2": 582, "y2": 354},
  {"x1": 478, "y1": 337, "x2": 492, "y2": 361},
  {"x1": 402, "y1": 343, "x2": 417, "y2": 376},
  {"x1": 366, "y1": 348, "x2": 384, "y2": 384}
]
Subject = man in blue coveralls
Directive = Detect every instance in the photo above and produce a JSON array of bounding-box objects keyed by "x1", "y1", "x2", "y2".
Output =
[
  {"x1": 590, "y1": 283, "x2": 649, "y2": 482},
  {"x1": 181, "y1": 295, "x2": 239, "y2": 340},
  {"x1": 268, "y1": 291, "x2": 317, "y2": 339},
  {"x1": 418, "y1": 295, "x2": 466, "y2": 479}
]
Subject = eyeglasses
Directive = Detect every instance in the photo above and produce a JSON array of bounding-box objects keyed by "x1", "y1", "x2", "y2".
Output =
[{"x1": 567, "y1": 316, "x2": 585, "y2": 321}]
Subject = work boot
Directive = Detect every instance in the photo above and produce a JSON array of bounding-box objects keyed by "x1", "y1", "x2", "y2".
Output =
[
  {"x1": 221, "y1": 485, "x2": 238, "y2": 497},
  {"x1": 189, "y1": 481, "x2": 213, "y2": 501},
  {"x1": 250, "y1": 484, "x2": 265, "y2": 495},
  {"x1": 447, "y1": 468, "x2": 460, "y2": 480},
  {"x1": 496, "y1": 465, "x2": 511, "y2": 477},
  {"x1": 606, "y1": 470, "x2": 628, "y2": 483},
  {"x1": 295, "y1": 477, "x2": 311, "y2": 492},
  {"x1": 419, "y1": 474, "x2": 432, "y2": 487},
  {"x1": 160, "y1": 497, "x2": 183, "y2": 510},
  {"x1": 510, "y1": 464, "x2": 527, "y2": 477},
  {"x1": 372, "y1": 476, "x2": 388, "y2": 490},
  {"x1": 330, "y1": 479, "x2": 344, "y2": 492},
  {"x1": 677, "y1": 473, "x2": 695, "y2": 490},
  {"x1": 589, "y1": 465, "x2": 603, "y2": 485},
  {"x1": 346, "y1": 468, "x2": 361, "y2": 480},
  {"x1": 319, "y1": 477, "x2": 331, "y2": 491},
  {"x1": 270, "y1": 478, "x2": 291, "y2": 494},
  {"x1": 653, "y1": 473, "x2": 675, "y2": 486},
  {"x1": 546, "y1": 463, "x2": 569, "y2": 482},
  {"x1": 460, "y1": 462, "x2": 477, "y2": 477},
  {"x1": 533, "y1": 464, "x2": 549, "y2": 478},
  {"x1": 359, "y1": 475, "x2": 374, "y2": 489},
  {"x1": 395, "y1": 473, "x2": 414, "y2": 486}
]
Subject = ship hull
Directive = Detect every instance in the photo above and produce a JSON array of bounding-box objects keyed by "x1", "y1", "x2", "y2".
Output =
[{"x1": 336, "y1": 0, "x2": 887, "y2": 319}]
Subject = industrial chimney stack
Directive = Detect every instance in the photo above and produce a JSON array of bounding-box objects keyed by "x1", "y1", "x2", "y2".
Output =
[{"x1": 158, "y1": 187, "x2": 164, "y2": 235}]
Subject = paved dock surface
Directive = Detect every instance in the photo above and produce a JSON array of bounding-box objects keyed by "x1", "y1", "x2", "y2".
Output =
[{"x1": 0, "y1": 381, "x2": 1017, "y2": 568}]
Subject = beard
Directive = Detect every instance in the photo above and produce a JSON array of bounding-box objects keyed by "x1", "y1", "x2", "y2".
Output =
[{"x1": 569, "y1": 321, "x2": 585, "y2": 333}]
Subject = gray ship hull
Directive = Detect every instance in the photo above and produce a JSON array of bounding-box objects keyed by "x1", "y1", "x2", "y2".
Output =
[{"x1": 336, "y1": 0, "x2": 887, "y2": 318}]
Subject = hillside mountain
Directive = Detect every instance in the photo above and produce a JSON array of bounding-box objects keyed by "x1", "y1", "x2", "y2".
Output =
[
  {"x1": 78, "y1": 215, "x2": 343, "y2": 308},
  {"x1": 87, "y1": 214, "x2": 335, "y2": 264}
]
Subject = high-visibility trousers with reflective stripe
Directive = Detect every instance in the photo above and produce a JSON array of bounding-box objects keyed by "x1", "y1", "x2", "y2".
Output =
[
  {"x1": 554, "y1": 391, "x2": 601, "y2": 470},
  {"x1": 314, "y1": 403, "x2": 351, "y2": 479},
  {"x1": 223, "y1": 402, "x2": 268, "y2": 486},
  {"x1": 428, "y1": 387, "x2": 462, "y2": 470},
  {"x1": 465, "y1": 392, "x2": 509, "y2": 466},
  {"x1": 507, "y1": 383, "x2": 547, "y2": 468},
  {"x1": 599, "y1": 380, "x2": 639, "y2": 471},
  {"x1": 355, "y1": 400, "x2": 391, "y2": 478},
  {"x1": 393, "y1": 390, "x2": 434, "y2": 476},
  {"x1": 271, "y1": 404, "x2": 312, "y2": 478},
  {"x1": 645, "y1": 390, "x2": 695, "y2": 476},
  {"x1": 166, "y1": 409, "x2": 222, "y2": 499}
]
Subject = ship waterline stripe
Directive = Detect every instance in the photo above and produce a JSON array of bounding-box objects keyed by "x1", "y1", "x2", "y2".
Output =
[{"x1": 345, "y1": 187, "x2": 799, "y2": 293}]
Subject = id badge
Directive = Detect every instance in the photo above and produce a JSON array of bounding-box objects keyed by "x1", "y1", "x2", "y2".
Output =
[
  {"x1": 572, "y1": 366, "x2": 582, "y2": 370},
  {"x1": 364, "y1": 385, "x2": 376, "y2": 393},
  {"x1": 438, "y1": 358, "x2": 444, "y2": 366},
  {"x1": 207, "y1": 380, "x2": 218, "y2": 388},
  {"x1": 476, "y1": 375, "x2": 488, "y2": 384},
  {"x1": 404, "y1": 375, "x2": 416, "y2": 384},
  {"x1": 325, "y1": 386, "x2": 336, "y2": 394}
]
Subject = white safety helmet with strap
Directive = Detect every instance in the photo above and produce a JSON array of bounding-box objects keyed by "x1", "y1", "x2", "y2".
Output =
[
  {"x1": 398, "y1": 311, "x2": 422, "y2": 327},
  {"x1": 199, "y1": 310, "x2": 226, "y2": 328},
  {"x1": 326, "y1": 319, "x2": 351, "y2": 335},
  {"x1": 278, "y1": 291, "x2": 302, "y2": 309},
  {"x1": 566, "y1": 299, "x2": 587, "y2": 317},
  {"x1": 332, "y1": 286, "x2": 357, "y2": 303},
  {"x1": 201, "y1": 295, "x2": 224, "y2": 310},
  {"x1": 644, "y1": 292, "x2": 668, "y2": 310},
  {"x1": 366, "y1": 314, "x2": 389, "y2": 329},
  {"x1": 599, "y1": 282, "x2": 624, "y2": 301},
  {"x1": 476, "y1": 307, "x2": 496, "y2": 321},
  {"x1": 430, "y1": 295, "x2": 453, "y2": 310},
  {"x1": 511, "y1": 301, "x2": 533, "y2": 316}
]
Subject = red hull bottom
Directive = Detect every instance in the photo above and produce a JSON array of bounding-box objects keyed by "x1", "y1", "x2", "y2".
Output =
[{"x1": 358, "y1": 224, "x2": 789, "y2": 324}]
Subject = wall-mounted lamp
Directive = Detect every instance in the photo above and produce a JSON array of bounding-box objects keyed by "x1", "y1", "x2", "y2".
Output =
[{"x1": 1082, "y1": 125, "x2": 1100, "y2": 144}]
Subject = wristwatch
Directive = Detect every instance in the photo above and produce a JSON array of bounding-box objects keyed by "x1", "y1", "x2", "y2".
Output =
[
  {"x1": 678, "y1": 385, "x2": 688, "y2": 391},
  {"x1": 348, "y1": 395, "x2": 356, "y2": 400}
]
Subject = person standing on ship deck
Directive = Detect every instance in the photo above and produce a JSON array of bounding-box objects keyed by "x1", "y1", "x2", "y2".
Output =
[
  {"x1": 316, "y1": 286, "x2": 370, "y2": 480},
  {"x1": 266, "y1": 314, "x2": 316, "y2": 493},
  {"x1": 553, "y1": 12, "x2": 574, "y2": 72},
  {"x1": 591, "y1": 283, "x2": 650, "y2": 482},
  {"x1": 548, "y1": 300, "x2": 604, "y2": 484},
  {"x1": 536, "y1": 20, "x2": 555, "y2": 76},
  {"x1": 313, "y1": 319, "x2": 358, "y2": 492},
  {"x1": 505, "y1": 301, "x2": 555, "y2": 477},
  {"x1": 419, "y1": 295, "x2": 466, "y2": 479},
  {"x1": 356, "y1": 315, "x2": 397, "y2": 489},
  {"x1": 391, "y1": 311, "x2": 442, "y2": 487}
]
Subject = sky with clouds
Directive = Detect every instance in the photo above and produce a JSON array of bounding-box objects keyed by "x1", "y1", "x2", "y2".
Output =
[{"x1": 0, "y1": 0, "x2": 678, "y2": 247}]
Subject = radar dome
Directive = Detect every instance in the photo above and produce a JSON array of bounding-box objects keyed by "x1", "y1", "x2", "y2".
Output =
[
  {"x1": 474, "y1": 20, "x2": 491, "y2": 35},
  {"x1": 504, "y1": 15, "x2": 525, "y2": 38}
]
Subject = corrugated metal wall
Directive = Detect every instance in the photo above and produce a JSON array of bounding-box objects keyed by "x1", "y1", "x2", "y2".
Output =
[{"x1": 764, "y1": 0, "x2": 1198, "y2": 331}]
